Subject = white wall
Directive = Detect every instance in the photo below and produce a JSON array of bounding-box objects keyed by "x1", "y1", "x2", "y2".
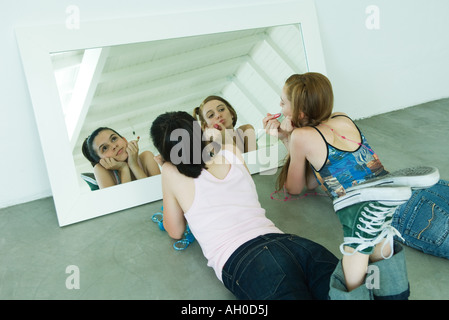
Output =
[
  {"x1": 1, "y1": 0, "x2": 448, "y2": 208},
  {"x1": 315, "y1": 0, "x2": 449, "y2": 118}
]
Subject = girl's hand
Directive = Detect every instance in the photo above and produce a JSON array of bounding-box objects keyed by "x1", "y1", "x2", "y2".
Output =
[
  {"x1": 126, "y1": 139, "x2": 139, "y2": 166},
  {"x1": 263, "y1": 113, "x2": 280, "y2": 135},
  {"x1": 263, "y1": 113, "x2": 292, "y2": 141},
  {"x1": 280, "y1": 116, "x2": 295, "y2": 136},
  {"x1": 99, "y1": 157, "x2": 127, "y2": 171}
]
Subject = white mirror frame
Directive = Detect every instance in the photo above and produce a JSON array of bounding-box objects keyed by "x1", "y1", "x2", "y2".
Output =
[{"x1": 16, "y1": 0, "x2": 326, "y2": 226}]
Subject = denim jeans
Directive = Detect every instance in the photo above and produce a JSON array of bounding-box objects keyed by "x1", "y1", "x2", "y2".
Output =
[
  {"x1": 392, "y1": 179, "x2": 449, "y2": 259},
  {"x1": 329, "y1": 242, "x2": 410, "y2": 300},
  {"x1": 222, "y1": 233, "x2": 338, "y2": 300}
]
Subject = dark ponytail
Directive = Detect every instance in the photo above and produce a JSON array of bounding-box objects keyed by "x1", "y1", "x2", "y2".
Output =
[
  {"x1": 150, "y1": 111, "x2": 210, "y2": 178},
  {"x1": 82, "y1": 137, "x2": 99, "y2": 167}
]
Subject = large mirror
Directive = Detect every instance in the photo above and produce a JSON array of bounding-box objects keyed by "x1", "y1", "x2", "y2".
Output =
[{"x1": 16, "y1": 0, "x2": 326, "y2": 226}]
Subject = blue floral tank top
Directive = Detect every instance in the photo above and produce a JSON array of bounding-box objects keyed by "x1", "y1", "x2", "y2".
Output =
[{"x1": 311, "y1": 116, "x2": 389, "y2": 199}]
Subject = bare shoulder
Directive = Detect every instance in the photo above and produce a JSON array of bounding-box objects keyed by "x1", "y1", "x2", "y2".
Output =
[
  {"x1": 237, "y1": 124, "x2": 255, "y2": 132},
  {"x1": 327, "y1": 112, "x2": 357, "y2": 130},
  {"x1": 93, "y1": 163, "x2": 116, "y2": 188},
  {"x1": 222, "y1": 144, "x2": 246, "y2": 164},
  {"x1": 290, "y1": 127, "x2": 326, "y2": 158},
  {"x1": 331, "y1": 112, "x2": 348, "y2": 117},
  {"x1": 161, "y1": 162, "x2": 194, "y2": 185},
  {"x1": 139, "y1": 150, "x2": 156, "y2": 163},
  {"x1": 291, "y1": 126, "x2": 320, "y2": 143},
  {"x1": 93, "y1": 162, "x2": 109, "y2": 175},
  {"x1": 161, "y1": 161, "x2": 180, "y2": 177},
  {"x1": 139, "y1": 150, "x2": 155, "y2": 159},
  {"x1": 161, "y1": 162, "x2": 189, "y2": 189}
]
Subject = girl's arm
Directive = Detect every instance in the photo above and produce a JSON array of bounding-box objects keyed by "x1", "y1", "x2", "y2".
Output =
[
  {"x1": 139, "y1": 151, "x2": 161, "y2": 176},
  {"x1": 118, "y1": 165, "x2": 132, "y2": 184},
  {"x1": 127, "y1": 140, "x2": 148, "y2": 180},
  {"x1": 284, "y1": 127, "x2": 317, "y2": 194},
  {"x1": 93, "y1": 162, "x2": 129, "y2": 188},
  {"x1": 263, "y1": 114, "x2": 294, "y2": 149},
  {"x1": 305, "y1": 163, "x2": 319, "y2": 190},
  {"x1": 161, "y1": 163, "x2": 187, "y2": 239}
]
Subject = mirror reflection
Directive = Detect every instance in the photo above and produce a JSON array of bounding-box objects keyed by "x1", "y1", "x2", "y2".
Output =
[
  {"x1": 50, "y1": 23, "x2": 308, "y2": 192},
  {"x1": 193, "y1": 95, "x2": 257, "y2": 154},
  {"x1": 81, "y1": 127, "x2": 161, "y2": 190}
]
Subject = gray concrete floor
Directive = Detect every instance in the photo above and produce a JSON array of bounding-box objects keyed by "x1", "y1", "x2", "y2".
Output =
[{"x1": 1, "y1": 98, "x2": 448, "y2": 300}]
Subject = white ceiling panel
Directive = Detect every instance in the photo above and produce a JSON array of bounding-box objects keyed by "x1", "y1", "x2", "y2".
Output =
[{"x1": 50, "y1": 24, "x2": 308, "y2": 175}]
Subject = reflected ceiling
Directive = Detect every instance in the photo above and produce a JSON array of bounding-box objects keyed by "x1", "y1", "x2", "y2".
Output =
[{"x1": 51, "y1": 24, "x2": 308, "y2": 175}]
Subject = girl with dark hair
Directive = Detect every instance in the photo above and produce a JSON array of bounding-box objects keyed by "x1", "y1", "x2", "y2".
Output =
[
  {"x1": 150, "y1": 110, "x2": 407, "y2": 300},
  {"x1": 150, "y1": 111, "x2": 337, "y2": 299},
  {"x1": 193, "y1": 95, "x2": 257, "y2": 153},
  {"x1": 82, "y1": 127, "x2": 160, "y2": 189}
]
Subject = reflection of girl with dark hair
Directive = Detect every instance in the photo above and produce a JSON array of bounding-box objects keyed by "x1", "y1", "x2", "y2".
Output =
[
  {"x1": 82, "y1": 127, "x2": 160, "y2": 189},
  {"x1": 193, "y1": 95, "x2": 257, "y2": 153}
]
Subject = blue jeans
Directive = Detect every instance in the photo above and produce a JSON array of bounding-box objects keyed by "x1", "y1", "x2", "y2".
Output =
[
  {"x1": 222, "y1": 233, "x2": 338, "y2": 300},
  {"x1": 392, "y1": 179, "x2": 449, "y2": 259},
  {"x1": 329, "y1": 242, "x2": 410, "y2": 300}
]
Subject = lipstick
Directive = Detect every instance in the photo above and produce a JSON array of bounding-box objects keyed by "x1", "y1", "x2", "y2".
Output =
[{"x1": 271, "y1": 113, "x2": 281, "y2": 119}]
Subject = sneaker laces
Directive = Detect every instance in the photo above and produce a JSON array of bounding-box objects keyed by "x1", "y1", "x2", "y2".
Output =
[
  {"x1": 356, "y1": 203, "x2": 392, "y2": 236},
  {"x1": 374, "y1": 223, "x2": 405, "y2": 259},
  {"x1": 340, "y1": 202, "x2": 401, "y2": 256}
]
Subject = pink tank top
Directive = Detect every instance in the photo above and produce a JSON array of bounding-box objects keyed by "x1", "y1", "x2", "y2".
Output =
[{"x1": 184, "y1": 149, "x2": 283, "y2": 281}]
